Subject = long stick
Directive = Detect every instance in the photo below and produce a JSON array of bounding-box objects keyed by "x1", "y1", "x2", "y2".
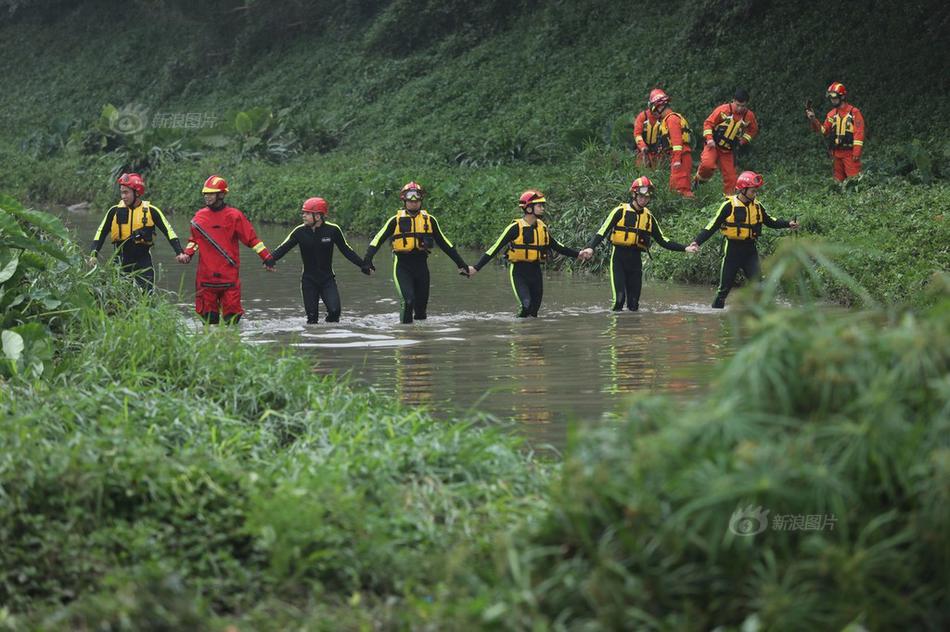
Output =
[{"x1": 190, "y1": 220, "x2": 237, "y2": 267}]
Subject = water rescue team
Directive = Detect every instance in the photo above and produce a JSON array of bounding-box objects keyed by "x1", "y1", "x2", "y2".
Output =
[{"x1": 91, "y1": 82, "x2": 866, "y2": 322}]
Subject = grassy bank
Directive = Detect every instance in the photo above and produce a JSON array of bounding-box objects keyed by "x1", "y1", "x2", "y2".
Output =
[
  {"x1": 0, "y1": 1, "x2": 947, "y2": 305},
  {"x1": 2, "y1": 198, "x2": 948, "y2": 629}
]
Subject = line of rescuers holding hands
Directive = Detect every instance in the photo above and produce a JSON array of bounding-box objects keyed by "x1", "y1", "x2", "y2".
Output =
[{"x1": 93, "y1": 172, "x2": 798, "y2": 325}]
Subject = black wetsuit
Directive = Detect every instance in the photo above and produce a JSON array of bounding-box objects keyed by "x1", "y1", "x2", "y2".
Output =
[
  {"x1": 693, "y1": 195, "x2": 791, "y2": 308},
  {"x1": 363, "y1": 211, "x2": 468, "y2": 324},
  {"x1": 474, "y1": 219, "x2": 579, "y2": 318},
  {"x1": 90, "y1": 202, "x2": 183, "y2": 292},
  {"x1": 586, "y1": 204, "x2": 685, "y2": 311},
  {"x1": 268, "y1": 221, "x2": 364, "y2": 323}
]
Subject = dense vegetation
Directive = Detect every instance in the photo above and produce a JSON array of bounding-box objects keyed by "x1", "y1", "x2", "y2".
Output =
[
  {"x1": 2, "y1": 1, "x2": 949, "y2": 628},
  {"x1": 1, "y1": 0, "x2": 947, "y2": 304}
]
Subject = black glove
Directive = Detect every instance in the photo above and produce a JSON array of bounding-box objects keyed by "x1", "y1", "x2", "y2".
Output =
[
  {"x1": 361, "y1": 263, "x2": 375, "y2": 276},
  {"x1": 263, "y1": 256, "x2": 276, "y2": 269}
]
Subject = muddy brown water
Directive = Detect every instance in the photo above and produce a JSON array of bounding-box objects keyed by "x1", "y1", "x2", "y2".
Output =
[{"x1": 66, "y1": 209, "x2": 735, "y2": 444}]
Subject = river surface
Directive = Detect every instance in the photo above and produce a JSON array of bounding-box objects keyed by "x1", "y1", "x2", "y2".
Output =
[{"x1": 65, "y1": 209, "x2": 735, "y2": 444}]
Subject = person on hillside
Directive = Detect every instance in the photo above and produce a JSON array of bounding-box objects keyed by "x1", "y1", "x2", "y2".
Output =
[
  {"x1": 578, "y1": 177, "x2": 688, "y2": 312},
  {"x1": 806, "y1": 82, "x2": 865, "y2": 181},
  {"x1": 264, "y1": 197, "x2": 364, "y2": 324},
  {"x1": 633, "y1": 98, "x2": 668, "y2": 169},
  {"x1": 650, "y1": 89, "x2": 695, "y2": 198},
  {"x1": 685, "y1": 171, "x2": 799, "y2": 308},
  {"x1": 469, "y1": 190, "x2": 585, "y2": 318},
  {"x1": 362, "y1": 181, "x2": 475, "y2": 324},
  {"x1": 176, "y1": 175, "x2": 273, "y2": 325},
  {"x1": 89, "y1": 172, "x2": 183, "y2": 292},
  {"x1": 694, "y1": 88, "x2": 759, "y2": 195}
]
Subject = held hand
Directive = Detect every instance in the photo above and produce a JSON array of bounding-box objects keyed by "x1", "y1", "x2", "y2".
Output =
[
  {"x1": 578, "y1": 248, "x2": 594, "y2": 261},
  {"x1": 685, "y1": 242, "x2": 700, "y2": 253},
  {"x1": 176, "y1": 253, "x2": 192, "y2": 264},
  {"x1": 458, "y1": 266, "x2": 470, "y2": 277},
  {"x1": 361, "y1": 264, "x2": 375, "y2": 276},
  {"x1": 467, "y1": 265, "x2": 477, "y2": 277},
  {"x1": 788, "y1": 220, "x2": 800, "y2": 230},
  {"x1": 87, "y1": 255, "x2": 98, "y2": 268}
]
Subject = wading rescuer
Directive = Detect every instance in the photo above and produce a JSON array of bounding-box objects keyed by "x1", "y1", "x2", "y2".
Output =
[
  {"x1": 578, "y1": 177, "x2": 688, "y2": 312},
  {"x1": 176, "y1": 175, "x2": 273, "y2": 325},
  {"x1": 650, "y1": 89, "x2": 695, "y2": 198},
  {"x1": 633, "y1": 96, "x2": 668, "y2": 169},
  {"x1": 806, "y1": 82, "x2": 865, "y2": 181},
  {"x1": 362, "y1": 182, "x2": 476, "y2": 324},
  {"x1": 694, "y1": 88, "x2": 759, "y2": 195},
  {"x1": 264, "y1": 197, "x2": 364, "y2": 323},
  {"x1": 89, "y1": 172, "x2": 183, "y2": 291},
  {"x1": 470, "y1": 190, "x2": 584, "y2": 318},
  {"x1": 686, "y1": 171, "x2": 799, "y2": 308}
]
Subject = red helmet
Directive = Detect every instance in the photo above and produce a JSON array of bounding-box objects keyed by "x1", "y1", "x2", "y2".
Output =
[
  {"x1": 648, "y1": 88, "x2": 670, "y2": 111},
  {"x1": 399, "y1": 181, "x2": 425, "y2": 201},
  {"x1": 302, "y1": 197, "x2": 329, "y2": 215},
  {"x1": 518, "y1": 190, "x2": 546, "y2": 209},
  {"x1": 629, "y1": 176, "x2": 655, "y2": 195},
  {"x1": 202, "y1": 175, "x2": 229, "y2": 194},
  {"x1": 116, "y1": 172, "x2": 145, "y2": 196},
  {"x1": 826, "y1": 82, "x2": 847, "y2": 98},
  {"x1": 735, "y1": 171, "x2": 764, "y2": 190}
]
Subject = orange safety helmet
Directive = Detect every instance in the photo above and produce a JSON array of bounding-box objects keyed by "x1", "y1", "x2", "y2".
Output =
[
  {"x1": 116, "y1": 172, "x2": 145, "y2": 196},
  {"x1": 202, "y1": 175, "x2": 229, "y2": 194},
  {"x1": 735, "y1": 171, "x2": 764, "y2": 190},
  {"x1": 629, "y1": 176, "x2": 655, "y2": 195},
  {"x1": 518, "y1": 190, "x2": 546, "y2": 209},
  {"x1": 648, "y1": 88, "x2": 670, "y2": 112},
  {"x1": 399, "y1": 181, "x2": 425, "y2": 201},
  {"x1": 302, "y1": 197, "x2": 329, "y2": 215},
  {"x1": 826, "y1": 82, "x2": 847, "y2": 98}
]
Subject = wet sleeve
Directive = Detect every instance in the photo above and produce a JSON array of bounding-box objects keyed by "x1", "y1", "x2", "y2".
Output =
[
  {"x1": 474, "y1": 222, "x2": 518, "y2": 271},
  {"x1": 90, "y1": 208, "x2": 116, "y2": 255},
  {"x1": 693, "y1": 199, "x2": 732, "y2": 245},
  {"x1": 150, "y1": 205, "x2": 183, "y2": 255},
  {"x1": 364, "y1": 216, "x2": 396, "y2": 264},
  {"x1": 430, "y1": 215, "x2": 467, "y2": 268},
  {"x1": 237, "y1": 212, "x2": 270, "y2": 260},
  {"x1": 332, "y1": 224, "x2": 365, "y2": 268},
  {"x1": 549, "y1": 233, "x2": 579, "y2": 258},
  {"x1": 651, "y1": 218, "x2": 685, "y2": 251},
  {"x1": 587, "y1": 207, "x2": 623, "y2": 250},
  {"x1": 270, "y1": 225, "x2": 302, "y2": 263}
]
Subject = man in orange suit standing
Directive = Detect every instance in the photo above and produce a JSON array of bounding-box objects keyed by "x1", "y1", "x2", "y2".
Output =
[
  {"x1": 694, "y1": 88, "x2": 759, "y2": 195},
  {"x1": 650, "y1": 89, "x2": 695, "y2": 198},
  {"x1": 806, "y1": 82, "x2": 865, "y2": 181}
]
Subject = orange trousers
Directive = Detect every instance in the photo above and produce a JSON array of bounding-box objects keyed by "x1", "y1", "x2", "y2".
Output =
[
  {"x1": 697, "y1": 145, "x2": 737, "y2": 194},
  {"x1": 669, "y1": 151, "x2": 694, "y2": 197},
  {"x1": 832, "y1": 151, "x2": 861, "y2": 181}
]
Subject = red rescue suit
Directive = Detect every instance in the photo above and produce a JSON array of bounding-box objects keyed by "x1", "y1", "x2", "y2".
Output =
[{"x1": 183, "y1": 205, "x2": 270, "y2": 317}]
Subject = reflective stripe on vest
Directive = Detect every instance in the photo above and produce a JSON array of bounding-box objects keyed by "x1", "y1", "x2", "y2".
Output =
[
  {"x1": 831, "y1": 106, "x2": 856, "y2": 149},
  {"x1": 609, "y1": 204, "x2": 653, "y2": 250},
  {"x1": 392, "y1": 209, "x2": 433, "y2": 253},
  {"x1": 660, "y1": 112, "x2": 692, "y2": 147},
  {"x1": 713, "y1": 111, "x2": 747, "y2": 150},
  {"x1": 720, "y1": 197, "x2": 763, "y2": 240},
  {"x1": 507, "y1": 218, "x2": 550, "y2": 263},
  {"x1": 110, "y1": 202, "x2": 155, "y2": 244}
]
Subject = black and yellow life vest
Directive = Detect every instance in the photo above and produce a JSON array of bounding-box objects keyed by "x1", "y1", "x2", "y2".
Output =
[
  {"x1": 720, "y1": 196, "x2": 763, "y2": 241},
  {"x1": 830, "y1": 105, "x2": 857, "y2": 149},
  {"x1": 507, "y1": 218, "x2": 550, "y2": 263},
  {"x1": 660, "y1": 111, "x2": 692, "y2": 147},
  {"x1": 391, "y1": 209, "x2": 433, "y2": 253},
  {"x1": 640, "y1": 112, "x2": 668, "y2": 152},
  {"x1": 110, "y1": 201, "x2": 156, "y2": 245},
  {"x1": 712, "y1": 110, "x2": 749, "y2": 150},
  {"x1": 609, "y1": 204, "x2": 653, "y2": 250}
]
